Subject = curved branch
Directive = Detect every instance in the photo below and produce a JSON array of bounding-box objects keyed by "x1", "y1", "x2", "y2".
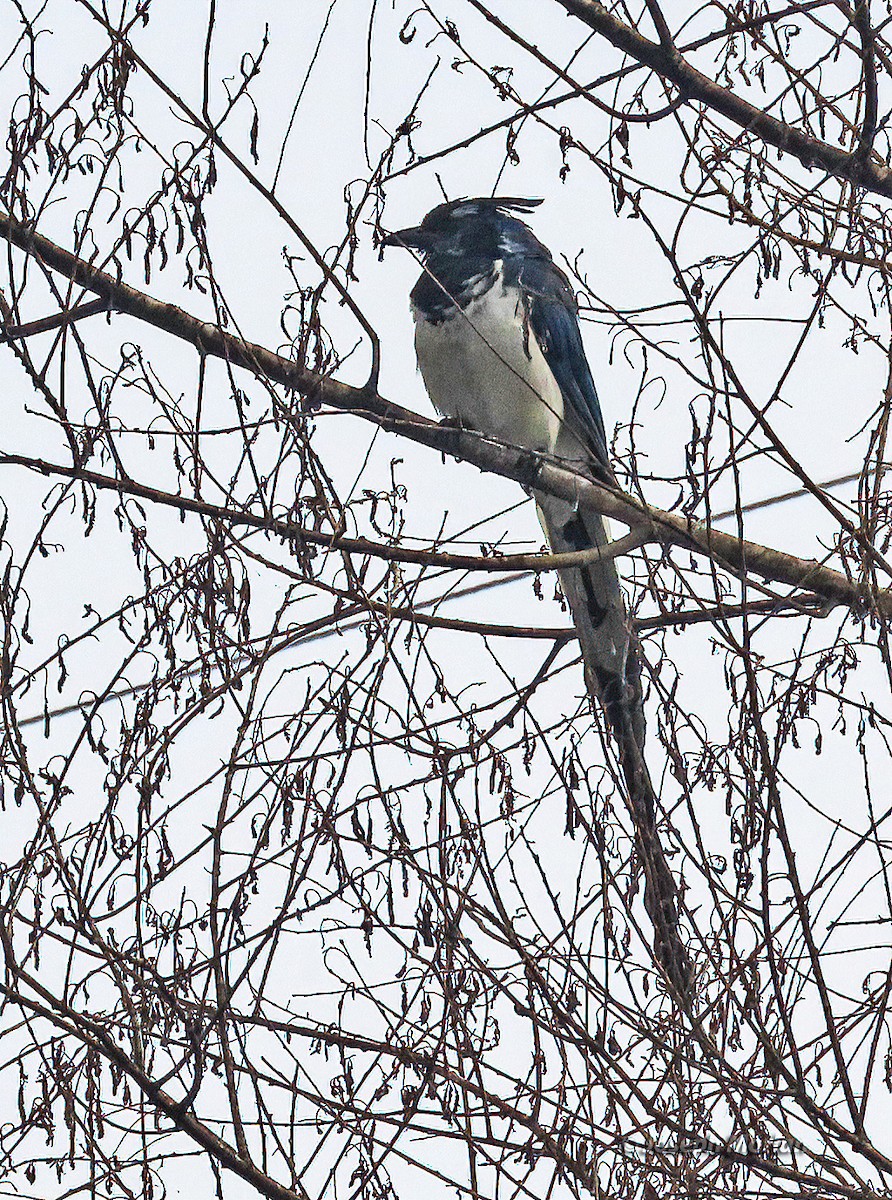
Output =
[
  {"x1": 555, "y1": 0, "x2": 892, "y2": 196},
  {"x1": 0, "y1": 450, "x2": 648, "y2": 574}
]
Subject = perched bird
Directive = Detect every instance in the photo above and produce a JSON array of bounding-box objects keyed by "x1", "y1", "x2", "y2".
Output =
[{"x1": 383, "y1": 197, "x2": 689, "y2": 994}]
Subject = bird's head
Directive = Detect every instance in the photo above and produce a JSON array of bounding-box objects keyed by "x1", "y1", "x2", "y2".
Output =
[{"x1": 381, "y1": 196, "x2": 543, "y2": 260}]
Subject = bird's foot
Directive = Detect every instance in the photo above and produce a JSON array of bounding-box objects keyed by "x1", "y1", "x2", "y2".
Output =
[{"x1": 437, "y1": 414, "x2": 470, "y2": 432}]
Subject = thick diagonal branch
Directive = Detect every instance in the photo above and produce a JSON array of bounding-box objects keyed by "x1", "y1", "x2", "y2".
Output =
[
  {"x1": 0, "y1": 209, "x2": 883, "y2": 619},
  {"x1": 555, "y1": 0, "x2": 892, "y2": 196}
]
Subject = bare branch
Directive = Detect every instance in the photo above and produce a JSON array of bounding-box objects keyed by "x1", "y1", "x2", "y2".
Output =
[{"x1": 557, "y1": 0, "x2": 892, "y2": 193}]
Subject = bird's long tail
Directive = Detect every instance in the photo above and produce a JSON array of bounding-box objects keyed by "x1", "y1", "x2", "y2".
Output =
[{"x1": 536, "y1": 490, "x2": 690, "y2": 996}]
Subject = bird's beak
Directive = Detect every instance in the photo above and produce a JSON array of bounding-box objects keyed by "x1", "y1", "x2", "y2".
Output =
[{"x1": 380, "y1": 225, "x2": 434, "y2": 252}]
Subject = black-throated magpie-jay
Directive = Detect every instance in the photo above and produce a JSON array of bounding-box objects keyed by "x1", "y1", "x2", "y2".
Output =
[{"x1": 383, "y1": 197, "x2": 689, "y2": 993}]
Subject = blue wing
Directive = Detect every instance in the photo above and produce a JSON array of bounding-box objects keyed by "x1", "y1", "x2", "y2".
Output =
[{"x1": 515, "y1": 256, "x2": 610, "y2": 473}]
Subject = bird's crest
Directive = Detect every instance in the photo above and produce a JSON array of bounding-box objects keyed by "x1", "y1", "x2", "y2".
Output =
[{"x1": 438, "y1": 196, "x2": 543, "y2": 221}]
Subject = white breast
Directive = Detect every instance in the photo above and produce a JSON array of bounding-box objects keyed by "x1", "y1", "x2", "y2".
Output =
[{"x1": 413, "y1": 266, "x2": 564, "y2": 456}]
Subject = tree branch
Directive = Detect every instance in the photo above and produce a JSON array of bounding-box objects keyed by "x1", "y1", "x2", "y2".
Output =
[
  {"x1": 555, "y1": 0, "x2": 892, "y2": 195},
  {"x1": 0, "y1": 210, "x2": 880, "y2": 618},
  {"x1": 0, "y1": 451, "x2": 648, "y2": 575},
  {"x1": 852, "y1": 0, "x2": 879, "y2": 161},
  {"x1": 0, "y1": 970, "x2": 312, "y2": 1200},
  {"x1": 0, "y1": 296, "x2": 109, "y2": 343}
]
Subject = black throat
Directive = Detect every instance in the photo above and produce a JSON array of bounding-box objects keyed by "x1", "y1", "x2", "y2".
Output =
[{"x1": 410, "y1": 253, "x2": 501, "y2": 325}]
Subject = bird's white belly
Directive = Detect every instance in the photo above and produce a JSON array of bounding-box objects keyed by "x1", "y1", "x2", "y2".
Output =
[{"x1": 413, "y1": 278, "x2": 564, "y2": 455}]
